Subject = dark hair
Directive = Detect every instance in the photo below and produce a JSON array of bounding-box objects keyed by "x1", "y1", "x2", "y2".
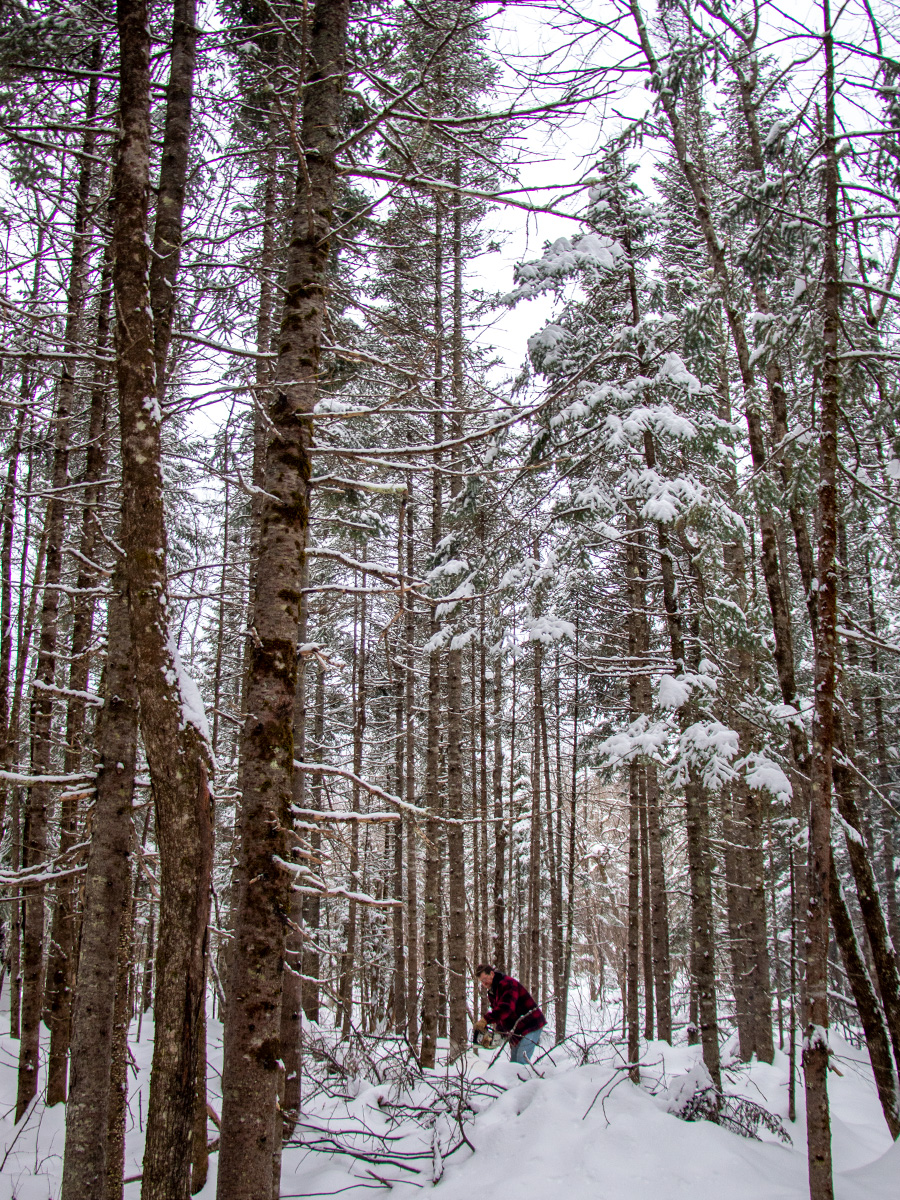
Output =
[{"x1": 474, "y1": 964, "x2": 494, "y2": 977}]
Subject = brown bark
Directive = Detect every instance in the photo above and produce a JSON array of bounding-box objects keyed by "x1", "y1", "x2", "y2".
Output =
[
  {"x1": 419, "y1": 637, "x2": 443, "y2": 1069},
  {"x1": 107, "y1": 859, "x2": 135, "y2": 1200},
  {"x1": 404, "y1": 490, "x2": 419, "y2": 1045},
  {"x1": 537, "y1": 654, "x2": 564, "y2": 1037},
  {"x1": 446, "y1": 642, "x2": 468, "y2": 1055},
  {"x1": 829, "y1": 859, "x2": 900, "y2": 1139},
  {"x1": 445, "y1": 163, "x2": 469, "y2": 1057},
  {"x1": 281, "y1": 558, "x2": 309, "y2": 1137},
  {"x1": 833, "y1": 731, "x2": 900, "y2": 1076},
  {"x1": 492, "y1": 649, "x2": 506, "y2": 972},
  {"x1": 148, "y1": 0, "x2": 198, "y2": 402},
  {"x1": 626, "y1": 761, "x2": 641, "y2": 1081},
  {"x1": 16, "y1": 75, "x2": 103, "y2": 1113},
  {"x1": 723, "y1": 784, "x2": 751, "y2": 1057},
  {"x1": 111, "y1": 4, "x2": 214, "y2": 1196},
  {"x1": 0, "y1": 403, "x2": 26, "y2": 810},
  {"x1": 339, "y1": 585, "x2": 365, "y2": 1033},
  {"x1": 526, "y1": 660, "x2": 542, "y2": 997},
  {"x1": 17, "y1": 362, "x2": 73, "y2": 1122},
  {"x1": 644, "y1": 761, "x2": 672, "y2": 1041},
  {"x1": 60, "y1": 581, "x2": 139, "y2": 1200},
  {"x1": 216, "y1": 0, "x2": 349, "y2": 1193},
  {"x1": 46, "y1": 250, "x2": 112, "y2": 1107},
  {"x1": 639, "y1": 767, "x2": 654, "y2": 1041},
  {"x1": 301, "y1": 662, "x2": 324, "y2": 1023},
  {"x1": 392, "y1": 500, "x2": 407, "y2": 1033},
  {"x1": 804, "y1": 10, "x2": 839, "y2": 1193},
  {"x1": 190, "y1": 992, "x2": 209, "y2": 1194}
]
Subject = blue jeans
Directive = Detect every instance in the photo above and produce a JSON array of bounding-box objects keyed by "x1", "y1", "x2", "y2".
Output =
[{"x1": 511, "y1": 1029, "x2": 541, "y2": 1064}]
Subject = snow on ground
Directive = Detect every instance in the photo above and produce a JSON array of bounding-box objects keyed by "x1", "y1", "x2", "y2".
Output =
[{"x1": 0, "y1": 993, "x2": 895, "y2": 1200}]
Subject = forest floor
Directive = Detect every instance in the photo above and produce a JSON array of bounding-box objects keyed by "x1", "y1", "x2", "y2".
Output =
[{"x1": 0, "y1": 994, "x2": 897, "y2": 1199}]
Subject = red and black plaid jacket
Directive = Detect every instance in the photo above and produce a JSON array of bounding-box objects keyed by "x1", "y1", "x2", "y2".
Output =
[{"x1": 484, "y1": 973, "x2": 546, "y2": 1046}]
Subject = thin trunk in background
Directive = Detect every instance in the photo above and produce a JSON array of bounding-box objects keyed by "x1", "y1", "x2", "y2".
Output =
[
  {"x1": 804, "y1": 9, "x2": 839, "y2": 1195},
  {"x1": 46, "y1": 248, "x2": 112, "y2": 1107}
]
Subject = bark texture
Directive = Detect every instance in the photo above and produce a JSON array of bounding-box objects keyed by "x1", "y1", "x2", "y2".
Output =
[{"x1": 216, "y1": 0, "x2": 350, "y2": 1193}]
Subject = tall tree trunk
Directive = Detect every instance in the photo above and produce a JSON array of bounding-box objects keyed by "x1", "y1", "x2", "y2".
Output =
[
  {"x1": 339, "y1": 584, "x2": 365, "y2": 1034},
  {"x1": 420, "y1": 638, "x2": 443, "y2": 1068},
  {"x1": 111, "y1": 4, "x2": 214, "y2": 1196},
  {"x1": 216, "y1": 1, "x2": 349, "y2": 1193},
  {"x1": 537, "y1": 657, "x2": 564, "y2": 1038},
  {"x1": 804, "y1": 9, "x2": 839, "y2": 1193},
  {"x1": 492, "y1": 648, "x2": 506, "y2": 971},
  {"x1": 46, "y1": 251, "x2": 112, "y2": 1107},
  {"x1": 639, "y1": 766, "x2": 654, "y2": 1041},
  {"x1": 15, "y1": 74, "x2": 103, "y2": 1112},
  {"x1": 17, "y1": 376, "x2": 72, "y2": 1122},
  {"x1": 404, "y1": 488, "x2": 419, "y2": 1045},
  {"x1": 446, "y1": 642, "x2": 468, "y2": 1056},
  {"x1": 626, "y1": 760, "x2": 641, "y2": 1082},
  {"x1": 392, "y1": 500, "x2": 407, "y2": 1033}
]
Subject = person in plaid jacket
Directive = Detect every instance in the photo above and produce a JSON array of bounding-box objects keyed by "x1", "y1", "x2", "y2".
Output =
[{"x1": 473, "y1": 964, "x2": 546, "y2": 1063}]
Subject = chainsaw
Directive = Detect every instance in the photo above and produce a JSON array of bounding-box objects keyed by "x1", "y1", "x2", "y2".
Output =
[{"x1": 472, "y1": 1024, "x2": 497, "y2": 1049}]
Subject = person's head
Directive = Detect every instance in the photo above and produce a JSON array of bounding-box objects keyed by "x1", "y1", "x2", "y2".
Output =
[{"x1": 475, "y1": 963, "x2": 495, "y2": 990}]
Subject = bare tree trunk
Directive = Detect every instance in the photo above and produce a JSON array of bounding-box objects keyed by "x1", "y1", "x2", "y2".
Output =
[
  {"x1": 106, "y1": 858, "x2": 135, "y2": 1200},
  {"x1": 446, "y1": 643, "x2": 468, "y2": 1055},
  {"x1": 190, "y1": 989, "x2": 209, "y2": 1195},
  {"x1": 216, "y1": 1, "x2": 349, "y2": 1193},
  {"x1": 833, "y1": 734, "x2": 900, "y2": 1075},
  {"x1": 492, "y1": 649, "x2": 506, "y2": 971},
  {"x1": 645, "y1": 761, "x2": 672, "y2": 1041},
  {"x1": 339, "y1": 585, "x2": 365, "y2": 1034},
  {"x1": 301, "y1": 662, "x2": 324, "y2": 1023},
  {"x1": 526, "y1": 663, "x2": 542, "y2": 996},
  {"x1": 17, "y1": 370, "x2": 72, "y2": 1121},
  {"x1": 804, "y1": 9, "x2": 839, "y2": 1192},
  {"x1": 420, "y1": 638, "x2": 443, "y2": 1069},
  {"x1": 149, "y1": 0, "x2": 197, "y2": 403},
  {"x1": 15, "y1": 87, "x2": 103, "y2": 1111},
  {"x1": 639, "y1": 767, "x2": 654, "y2": 1041},
  {"x1": 724, "y1": 784, "x2": 752, "y2": 1058},
  {"x1": 404, "y1": 490, "x2": 419, "y2": 1045},
  {"x1": 60, "y1": 581, "x2": 139, "y2": 1200},
  {"x1": 537, "y1": 657, "x2": 564, "y2": 1037},
  {"x1": 863, "y1": 547, "x2": 900, "y2": 953},
  {"x1": 46, "y1": 252, "x2": 112, "y2": 1107},
  {"x1": 829, "y1": 859, "x2": 900, "y2": 1138},
  {"x1": 281, "y1": 559, "x2": 309, "y2": 1137},
  {"x1": 392, "y1": 501, "x2": 407, "y2": 1033},
  {"x1": 627, "y1": 760, "x2": 641, "y2": 1082},
  {"x1": 111, "y1": 5, "x2": 214, "y2": 1196}
]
